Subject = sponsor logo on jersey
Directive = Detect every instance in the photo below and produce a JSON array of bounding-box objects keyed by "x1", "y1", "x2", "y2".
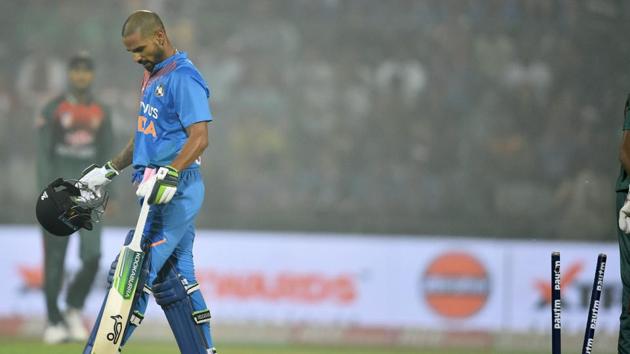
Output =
[
  {"x1": 138, "y1": 101, "x2": 159, "y2": 137},
  {"x1": 140, "y1": 101, "x2": 159, "y2": 119},
  {"x1": 137, "y1": 116, "x2": 157, "y2": 137}
]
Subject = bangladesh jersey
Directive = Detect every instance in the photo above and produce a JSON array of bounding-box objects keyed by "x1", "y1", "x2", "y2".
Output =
[
  {"x1": 36, "y1": 93, "x2": 112, "y2": 186},
  {"x1": 616, "y1": 94, "x2": 630, "y2": 192},
  {"x1": 133, "y1": 51, "x2": 212, "y2": 169}
]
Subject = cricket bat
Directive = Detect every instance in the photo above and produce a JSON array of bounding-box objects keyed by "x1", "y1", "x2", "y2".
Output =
[{"x1": 91, "y1": 193, "x2": 151, "y2": 354}]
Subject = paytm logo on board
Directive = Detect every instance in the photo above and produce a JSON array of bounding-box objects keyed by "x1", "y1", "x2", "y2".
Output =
[{"x1": 532, "y1": 258, "x2": 620, "y2": 311}]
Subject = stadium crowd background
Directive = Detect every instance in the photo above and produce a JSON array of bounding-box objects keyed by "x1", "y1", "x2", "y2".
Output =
[{"x1": 0, "y1": 0, "x2": 627, "y2": 240}]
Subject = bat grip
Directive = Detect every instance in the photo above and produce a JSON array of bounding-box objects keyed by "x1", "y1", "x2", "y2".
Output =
[{"x1": 129, "y1": 184, "x2": 153, "y2": 251}]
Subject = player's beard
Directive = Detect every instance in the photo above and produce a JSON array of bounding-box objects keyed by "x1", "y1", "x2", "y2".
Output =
[
  {"x1": 140, "y1": 61, "x2": 155, "y2": 72},
  {"x1": 141, "y1": 48, "x2": 166, "y2": 73}
]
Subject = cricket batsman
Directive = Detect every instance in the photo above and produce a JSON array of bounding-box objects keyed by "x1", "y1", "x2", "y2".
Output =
[{"x1": 79, "y1": 10, "x2": 216, "y2": 353}]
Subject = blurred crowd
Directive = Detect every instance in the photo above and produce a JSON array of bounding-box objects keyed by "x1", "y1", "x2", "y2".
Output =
[{"x1": 0, "y1": 0, "x2": 628, "y2": 240}]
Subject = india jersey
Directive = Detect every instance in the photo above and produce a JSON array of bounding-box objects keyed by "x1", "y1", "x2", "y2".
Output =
[{"x1": 133, "y1": 51, "x2": 212, "y2": 169}]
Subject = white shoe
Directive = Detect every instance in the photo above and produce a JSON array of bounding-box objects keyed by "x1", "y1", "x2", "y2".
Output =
[
  {"x1": 64, "y1": 308, "x2": 88, "y2": 341},
  {"x1": 43, "y1": 322, "x2": 69, "y2": 344}
]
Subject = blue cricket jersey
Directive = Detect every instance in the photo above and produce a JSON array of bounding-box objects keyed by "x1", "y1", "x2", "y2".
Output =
[{"x1": 133, "y1": 51, "x2": 212, "y2": 170}]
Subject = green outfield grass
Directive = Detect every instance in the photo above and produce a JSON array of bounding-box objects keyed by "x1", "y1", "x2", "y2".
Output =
[{"x1": 0, "y1": 339, "x2": 614, "y2": 354}]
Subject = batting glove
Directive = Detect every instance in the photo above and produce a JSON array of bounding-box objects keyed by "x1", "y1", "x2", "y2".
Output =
[
  {"x1": 79, "y1": 161, "x2": 119, "y2": 191},
  {"x1": 145, "y1": 166, "x2": 179, "y2": 205},
  {"x1": 620, "y1": 196, "x2": 630, "y2": 233}
]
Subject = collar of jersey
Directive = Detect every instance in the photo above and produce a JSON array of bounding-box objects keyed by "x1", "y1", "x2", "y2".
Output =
[{"x1": 151, "y1": 51, "x2": 186, "y2": 75}]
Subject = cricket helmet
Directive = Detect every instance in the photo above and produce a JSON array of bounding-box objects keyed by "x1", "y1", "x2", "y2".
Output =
[{"x1": 36, "y1": 178, "x2": 108, "y2": 236}]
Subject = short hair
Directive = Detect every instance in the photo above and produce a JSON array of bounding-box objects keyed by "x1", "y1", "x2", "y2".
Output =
[
  {"x1": 68, "y1": 51, "x2": 94, "y2": 71},
  {"x1": 121, "y1": 10, "x2": 165, "y2": 38}
]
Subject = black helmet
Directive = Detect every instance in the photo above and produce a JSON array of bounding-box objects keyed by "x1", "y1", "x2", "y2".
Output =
[{"x1": 36, "y1": 178, "x2": 108, "y2": 236}]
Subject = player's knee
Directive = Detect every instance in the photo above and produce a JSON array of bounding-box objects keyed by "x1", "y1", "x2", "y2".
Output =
[
  {"x1": 153, "y1": 272, "x2": 210, "y2": 320},
  {"x1": 153, "y1": 273, "x2": 212, "y2": 331},
  {"x1": 153, "y1": 271, "x2": 186, "y2": 306}
]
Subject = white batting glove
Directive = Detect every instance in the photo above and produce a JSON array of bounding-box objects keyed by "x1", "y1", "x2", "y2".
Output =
[
  {"x1": 620, "y1": 197, "x2": 630, "y2": 233},
  {"x1": 79, "y1": 161, "x2": 119, "y2": 191},
  {"x1": 74, "y1": 185, "x2": 101, "y2": 204},
  {"x1": 136, "y1": 166, "x2": 179, "y2": 205},
  {"x1": 136, "y1": 167, "x2": 156, "y2": 198},
  {"x1": 136, "y1": 180, "x2": 152, "y2": 198}
]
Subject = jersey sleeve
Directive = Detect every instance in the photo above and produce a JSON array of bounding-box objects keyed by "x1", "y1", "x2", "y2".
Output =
[{"x1": 171, "y1": 69, "x2": 212, "y2": 128}]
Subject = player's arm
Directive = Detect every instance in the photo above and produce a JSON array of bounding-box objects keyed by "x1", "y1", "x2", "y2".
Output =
[
  {"x1": 170, "y1": 122, "x2": 208, "y2": 171},
  {"x1": 80, "y1": 135, "x2": 134, "y2": 190},
  {"x1": 170, "y1": 70, "x2": 212, "y2": 172},
  {"x1": 110, "y1": 135, "x2": 135, "y2": 171}
]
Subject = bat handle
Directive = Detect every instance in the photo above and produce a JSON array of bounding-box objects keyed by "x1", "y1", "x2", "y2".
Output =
[{"x1": 130, "y1": 186, "x2": 152, "y2": 251}]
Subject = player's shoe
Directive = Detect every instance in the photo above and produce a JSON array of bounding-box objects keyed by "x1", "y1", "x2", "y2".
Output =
[
  {"x1": 64, "y1": 308, "x2": 88, "y2": 341},
  {"x1": 43, "y1": 322, "x2": 69, "y2": 344}
]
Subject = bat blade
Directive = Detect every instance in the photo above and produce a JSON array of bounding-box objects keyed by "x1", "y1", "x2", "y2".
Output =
[
  {"x1": 90, "y1": 186, "x2": 152, "y2": 354},
  {"x1": 91, "y1": 246, "x2": 145, "y2": 354}
]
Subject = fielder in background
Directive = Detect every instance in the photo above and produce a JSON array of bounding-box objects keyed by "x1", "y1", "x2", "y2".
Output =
[
  {"x1": 79, "y1": 10, "x2": 216, "y2": 354},
  {"x1": 36, "y1": 52, "x2": 114, "y2": 344},
  {"x1": 617, "y1": 94, "x2": 630, "y2": 354}
]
